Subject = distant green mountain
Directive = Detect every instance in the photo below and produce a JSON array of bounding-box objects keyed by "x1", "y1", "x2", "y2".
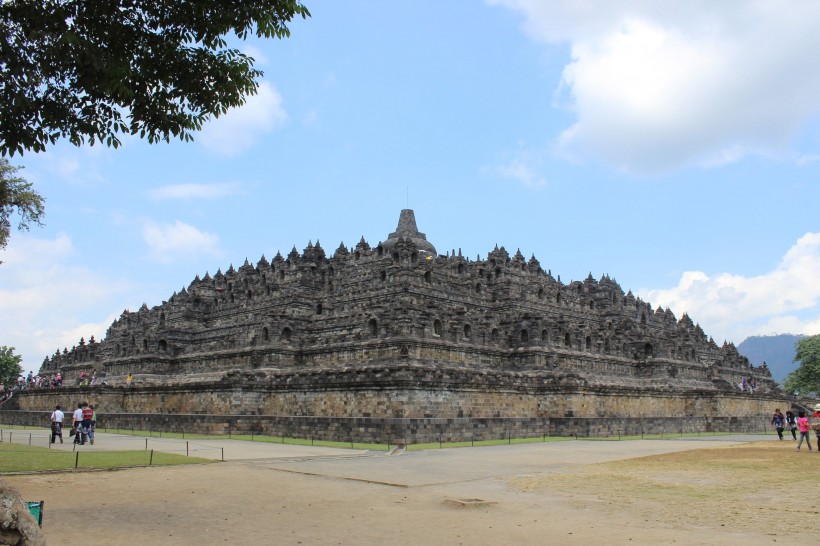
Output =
[{"x1": 736, "y1": 334, "x2": 806, "y2": 383}]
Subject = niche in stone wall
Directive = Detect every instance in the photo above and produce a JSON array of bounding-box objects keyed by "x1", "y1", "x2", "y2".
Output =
[
  {"x1": 262, "y1": 327, "x2": 269, "y2": 342},
  {"x1": 475, "y1": 283, "x2": 482, "y2": 294},
  {"x1": 541, "y1": 329, "x2": 549, "y2": 344},
  {"x1": 424, "y1": 271, "x2": 432, "y2": 283},
  {"x1": 368, "y1": 318, "x2": 378, "y2": 337},
  {"x1": 491, "y1": 328, "x2": 500, "y2": 342},
  {"x1": 282, "y1": 327, "x2": 292, "y2": 342},
  {"x1": 158, "y1": 340, "x2": 168, "y2": 352},
  {"x1": 644, "y1": 343, "x2": 653, "y2": 358},
  {"x1": 433, "y1": 319, "x2": 443, "y2": 336},
  {"x1": 463, "y1": 324, "x2": 472, "y2": 340},
  {"x1": 585, "y1": 336, "x2": 592, "y2": 351},
  {"x1": 520, "y1": 329, "x2": 529, "y2": 343},
  {"x1": 564, "y1": 333, "x2": 572, "y2": 347}
]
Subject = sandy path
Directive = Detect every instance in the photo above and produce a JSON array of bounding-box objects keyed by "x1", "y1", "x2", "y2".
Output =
[{"x1": 4, "y1": 434, "x2": 813, "y2": 545}]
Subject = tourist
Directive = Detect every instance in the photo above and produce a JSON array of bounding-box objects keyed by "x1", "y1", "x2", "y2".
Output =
[
  {"x1": 126, "y1": 372, "x2": 133, "y2": 387},
  {"x1": 785, "y1": 411, "x2": 798, "y2": 440},
  {"x1": 813, "y1": 404, "x2": 820, "y2": 449},
  {"x1": 50, "y1": 405, "x2": 64, "y2": 444},
  {"x1": 72, "y1": 403, "x2": 84, "y2": 444},
  {"x1": 88, "y1": 405, "x2": 97, "y2": 445},
  {"x1": 795, "y1": 411, "x2": 812, "y2": 451},
  {"x1": 81, "y1": 402, "x2": 94, "y2": 445},
  {"x1": 771, "y1": 409, "x2": 785, "y2": 440}
]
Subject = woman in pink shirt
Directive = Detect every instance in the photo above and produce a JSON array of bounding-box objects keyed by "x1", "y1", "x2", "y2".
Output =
[{"x1": 796, "y1": 411, "x2": 812, "y2": 451}]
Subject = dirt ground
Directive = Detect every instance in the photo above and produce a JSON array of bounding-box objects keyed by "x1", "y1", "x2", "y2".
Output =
[{"x1": 5, "y1": 437, "x2": 819, "y2": 546}]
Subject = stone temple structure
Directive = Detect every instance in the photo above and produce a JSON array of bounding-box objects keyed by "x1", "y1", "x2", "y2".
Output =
[{"x1": 9, "y1": 210, "x2": 782, "y2": 441}]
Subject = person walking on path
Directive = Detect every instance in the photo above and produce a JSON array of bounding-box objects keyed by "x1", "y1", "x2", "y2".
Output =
[
  {"x1": 786, "y1": 411, "x2": 798, "y2": 440},
  {"x1": 813, "y1": 404, "x2": 820, "y2": 449},
  {"x1": 81, "y1": 402, "x2": 94, "y2": 445},
  {"x1": 771, "y1": 409, "x2": 785, "y2": 440},
  {"x1": 88, "y1": 405, "x2": 97, "y2": 445},
  {"x1": 72, "y1": 403, "x2": 84, "y2": 445},
  {"x1": 50, "y1": 405, "x2": 64, "y2": 444},
  {"x1": 796, "y1": 411, "x2": 812, "y2": 451}
]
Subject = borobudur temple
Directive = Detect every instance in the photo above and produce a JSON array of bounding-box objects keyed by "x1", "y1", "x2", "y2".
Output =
[{"x1": 7, "y1": 210, "x2": 785, "y2": 442}]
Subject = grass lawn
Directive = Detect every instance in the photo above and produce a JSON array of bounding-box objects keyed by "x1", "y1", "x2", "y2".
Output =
[{"x1": 0, "y1": 442, "x2": 213, "y2": 473}]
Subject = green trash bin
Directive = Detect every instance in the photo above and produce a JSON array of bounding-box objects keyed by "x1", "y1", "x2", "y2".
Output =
[{"x1": 26, "y1": 501, "x2": 43, "y2": 527}]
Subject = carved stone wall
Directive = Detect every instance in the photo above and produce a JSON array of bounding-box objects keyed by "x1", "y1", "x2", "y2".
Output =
[{"x1": 6, "y1": 379, "x2": 785, "y2": 442}]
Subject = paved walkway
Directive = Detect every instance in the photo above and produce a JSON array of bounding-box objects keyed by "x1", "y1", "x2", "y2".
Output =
[
  {"x1": 245, "y1": 434, "x2": 775, "y2": 487},
  {"x1": 1, "y1": 426, "x2": 776, "y2": 486}
]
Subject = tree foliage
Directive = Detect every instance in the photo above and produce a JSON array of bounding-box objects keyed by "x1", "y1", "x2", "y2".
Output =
[
  {"x1": 0, "y1": 158, "x2": 44, "y2": 251},
  {"x1": 0, "y1": 346, "x2": 23, "y2": 386},
  {"x1": 783, "y1": 335, "x2": 820, "y2": 395},
  {"x1": 0, "y1": 0, "x2": 310, "y2": 156}
]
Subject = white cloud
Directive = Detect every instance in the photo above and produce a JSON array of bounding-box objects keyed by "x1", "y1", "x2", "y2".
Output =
[
  {"x1": 198, "y1": 82, "x2": 288, "y2": 156},
  {"x1": 147, "y1": 182, "x2": 241, "y2": 201},
  {"x1": 242, "y1": 44, "x2": 269, "y2": 67},
  {"x1": 490, "y1": 1, "x2": 820, "y2": 172},
  {"x1": 485, "y1": 145, "x2": 548, "y2": 189},
  {"x1": 141, "y1": 220, "x2": 220, "y2": 261},
  {"x1": 494, "y1": 158, "x2": 547, "y2": 189},
  {"x1": 638, "y1": 232, "x2": 820, "y2": 344},
  {"x1": 0, "y1": 234, "x2": 133, "y2": 374}
]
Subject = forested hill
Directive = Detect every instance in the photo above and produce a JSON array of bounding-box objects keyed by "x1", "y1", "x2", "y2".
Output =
[{"x1": 736, "y1": 334, "x2": 806, "y2": 383}]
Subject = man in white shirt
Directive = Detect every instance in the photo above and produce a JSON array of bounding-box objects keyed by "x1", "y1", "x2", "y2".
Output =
[
  {"x1": 72, "y1": 403, "x2": 84, "y2": 444},
  {"x1": 50, "y1": 405, "x2": 64, "y2": 444}
]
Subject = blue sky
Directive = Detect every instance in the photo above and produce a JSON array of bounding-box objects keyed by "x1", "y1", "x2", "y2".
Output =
[{"x1": 2, "y1": 1, "x2": 820, "y2": 376}]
